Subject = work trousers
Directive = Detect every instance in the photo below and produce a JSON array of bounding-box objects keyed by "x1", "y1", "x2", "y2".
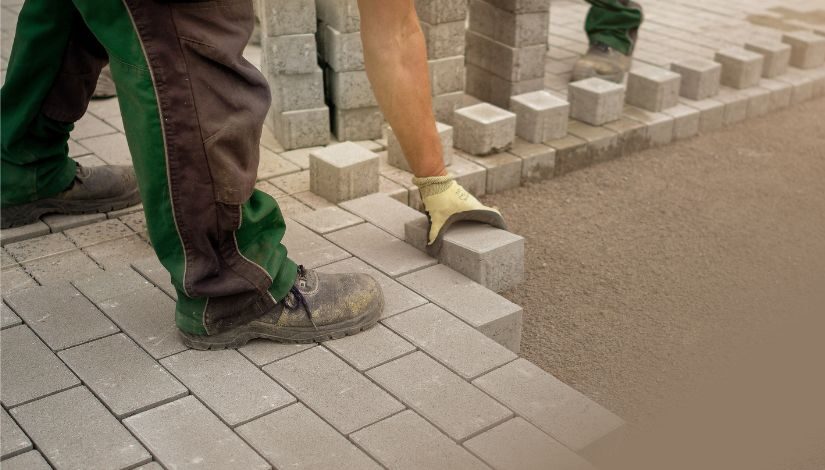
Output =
[
  {"x1": 584, "y1": 0, "x2": 644, "y2": 55},
  {"x1": 0, "y1": 0, "x2": 297, "y2": 335}
]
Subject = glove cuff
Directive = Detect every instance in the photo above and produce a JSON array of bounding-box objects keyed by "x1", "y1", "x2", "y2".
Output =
[{"x1": 412, "y1": 175, "x2": 454, "y2": 199}]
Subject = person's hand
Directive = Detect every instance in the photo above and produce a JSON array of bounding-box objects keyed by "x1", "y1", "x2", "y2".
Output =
[{"x1": 413, "y1": 175, "x2": 507, "y2": 252}]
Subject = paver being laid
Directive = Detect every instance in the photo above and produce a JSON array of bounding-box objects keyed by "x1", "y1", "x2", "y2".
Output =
[
  {"x1": 10, "y1": 387, "x2": 151, "y2": 469},
  {"x1": 1, "y1": 407, "x2": 32, "y2": 460},
  {"x1": 438, "y1": 221, "x2": 525, "y2": 293}
]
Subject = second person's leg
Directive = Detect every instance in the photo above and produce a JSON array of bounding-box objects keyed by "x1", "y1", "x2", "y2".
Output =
[{"x1": 572, "y1": 0, "x2": 643, "y2": 82}]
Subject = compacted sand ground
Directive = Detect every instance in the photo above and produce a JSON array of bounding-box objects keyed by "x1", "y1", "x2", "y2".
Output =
[{"x1": 483, "y1": 98, "x2": 825, "y2": 469}]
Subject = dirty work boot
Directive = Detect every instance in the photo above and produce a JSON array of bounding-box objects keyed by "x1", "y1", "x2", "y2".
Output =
[
  {"x1": 179, "y1": 265, "x2": 384, "y2": 350},
  {"x1": 92, "y1": 65, "x2": 116, "y2": 99},
  {"x1": 1, "y1": 163, "x2": 141, "y2": 228},
  {"x1": 571, "y1": 42, "x2": 632, "y2": 83}
]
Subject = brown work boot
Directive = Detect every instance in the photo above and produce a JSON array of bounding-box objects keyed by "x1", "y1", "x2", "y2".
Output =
[
  {"x1": 180, "y1": 265, "x2": 384, "y2": 350},
  {"x1": 1, "y1": 163, "x2": 141, "y2": 228},
  {"x1": 571, "y1": 42, "x2": 632, "y2": 83}
]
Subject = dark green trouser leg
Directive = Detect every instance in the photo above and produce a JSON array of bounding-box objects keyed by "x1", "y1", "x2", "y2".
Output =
[
  {"x1": 584, "y1": 0, "x2": 644, "y2": 55},
  {"x1": 3, "y1": 0, "x2": 296, "y2": 335}
]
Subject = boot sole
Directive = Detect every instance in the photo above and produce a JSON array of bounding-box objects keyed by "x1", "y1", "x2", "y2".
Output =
[
  {"x1": 179, "y1": 302, "x2": 383, "y2": 351},
  {"x1": 1, "y1": 189, "x2": 142, "y2": 229}
]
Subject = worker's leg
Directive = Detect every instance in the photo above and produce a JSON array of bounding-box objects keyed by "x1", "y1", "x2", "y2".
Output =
[
  {"x1": 72, "y1": 0, "x2": 297, "y2": 335},
  {"x1": 584, "y1": 0, "x2": 643, "y2": 55}
]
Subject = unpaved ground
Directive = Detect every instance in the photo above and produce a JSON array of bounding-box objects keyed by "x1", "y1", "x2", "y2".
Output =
[{"x1": 483, "y1": 98, "x2": 825, "y2": 469}]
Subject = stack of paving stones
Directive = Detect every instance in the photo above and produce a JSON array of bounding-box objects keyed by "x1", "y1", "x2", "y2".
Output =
[
  {"x1": 315, "y1": 0, "x2": 384, "y2": 141},
  {"x1": 415, "y1": 0, "x2": 469, "y2": 124},
  {"x1": 259, "y1": 0, "x2": 330, "y2": 150},
  {"x1": 465, "y1": 0, "x2": 550, "y2": 109}
]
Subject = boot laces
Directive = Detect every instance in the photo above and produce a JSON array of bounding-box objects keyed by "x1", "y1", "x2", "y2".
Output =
[{"x1": 283, "y1": 265, "x2": 319, "y2": 329}]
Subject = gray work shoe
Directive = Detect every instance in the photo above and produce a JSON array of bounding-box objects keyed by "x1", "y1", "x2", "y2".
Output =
[
  {"x1": 571, "y1": 42, "x2": 632, "y2": 83},
  {"x1": 180, "y1": 265, "x2": 384, "y2": 350},
  {"x1": 92, "y1": 66, "x2": 116, "y2": 100},
  {"x1": 1, "y1": 163, "x2": 141, "y2": 228}
]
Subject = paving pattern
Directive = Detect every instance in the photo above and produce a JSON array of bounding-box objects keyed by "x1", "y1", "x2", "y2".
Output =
[{"x1": 2, "y1": 0, "x2": 825, "y2": 468}]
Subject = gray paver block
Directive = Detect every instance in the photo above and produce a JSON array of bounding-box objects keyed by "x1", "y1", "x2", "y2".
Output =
[
  {"x1": 237, "y1": 403, "x2": 381, "y2": 470},
  {"x1": 603, "y1": 116, "x2": 648, "y2": 155},
  {"x1": 627, "y1": 65, "x2": 681, "y2": 112},
  {"x1": 568, "y1": 77, "x2": 625, "y2": 125},
  {"x1": 0, "y1": 326, "x2": 79, "y2": 407},
  {"x1": 439, "y1": 221, "x2": 525, "y2": 292},
  {"x1": 715, "y1": 88, "x2": 750, "y2": 125},
  {"x1": 257, "y1": 147, "x2": 301, "y2": 179},
  {"x1": 399, "y1": 264, "x2": 523, "y2": 352},
  {"x1": 83, "y1": 235, "x2": 155, "y2": 271},
  {"x1": 77, "y1": 132, "x2": 132, "y2": 166},
  {"x1": 420, "y1": 19, "x2": 466, "y2": 59},
  {"x1": 270, "y1": 106, "x2": 330, "y2": 150},
  {"x1": 1, "y1": 301, "x2": 22, "y2": 330},
  {"x1": 5, "y1": 284, "x2": 118, "y2": 351},
  {"x1": 270, "y1": 168, "x2": 310, "y2": 195},
  {"x1": 387, "y1": 122, "x2": 453, "y2": 172},
  {"x1": 463, "y1": 151, "x2": 523, "y2": 193},
  {"x1": 679, "y1": 97, "x2": 725, "y2": 134},
  {"x1": 662, "y1": 104, "x2": 700, "y2": 141},
  {"x1": 465, "y1": 30, "x2": 545, "y2": 82},
  {"x1": 275, "y1": 195, "x2": 313, "y2": 218},
  {"x1": 0, "y1": 221, "x2": 50, "y2": 246},
  {"x1": 670, "y1": 57, "x2": 722, "y2": 100},
  {"x1": 11, "y1": 387, "x2": 151, "y2": 469},
  {"x1": 134, "y1": 463, "x2": 164, "y2": 470},
  {"x1": 310, "y1": 141, "x2": 380, "y2": 202},
  {"x1": 474, "y1": 358, "x2": 625, "y2": 451},
  {"x1": 239, "y1": 340, "x2": 315, "y2": 366},
  {"x1": 42, "y1": 212, "x2": 106, "y2": 233},
  {"x1": 368, "y1": 351, "x2": 512, "y2": 440},
  {"x1": 263, "y1": 33, "x2": 317, "y2": 74},
  {"x1": 0, "y1": 268, "x2": 38, "y2": 295},
  {"x1": 404, "y1": 216, "x2": 430, "y2": 252},
  {"x1": 326, "y1": 223, "x2": 437, "y2": 277},
  {"x1": 95, "y1": 285, "x2": 186, "y2": 359},
  {"x1": 507, "y1": 138, "x2": 556, "y2": 182},
  {"x1": 64, "y1": 218, "x2": 134, "y2": 247},
  {"x1": 415, "y1": 0, "x2": 467, "y2": 23},
  {"x1": 72, "y1": 113, "x2": 117, "y2": 139},
  {"x1": 326, "y1": 69, "x2": 378, "y2": 109},
  {"x1": 326, "y1": 323, "x2": 416, "y2": 370},
  {"x1": 258, "y1": 0, "x2": 316, "y2": 37},
  {"x1": 72, "y1": 267, "x2": 152, "y2": 304},
  {"x1": 759, "y1": 78, "x2": 793, "y2": 110},
  {"x1": 58, "y1": 333, "x2": 187, "y2": 418},
  {"x1": 379, "y1": 176, "x2": 410, "y2": 204},
  {"x1": 385, "y1": 303, "x2": 516, "y2": 379},
  {"x1": 330, "y1": 105, "x2": 384, "y2": 141},
  {"x1": 428, "y1": 55, "x2": 466, "y2": 95},
  {"x1": 453, "y1": 103, "x2": 517, "y2": 155},
  {"x1": 510, "y1": 90, "x2": 569, "y2": 143},
  {"x1": 24, "y1": 249, "x2": 103, "y2": 286},
  {"x1": 124, "y1": 396, "x2": 270, "y2": 470},
  {"x1": 777, "y1": 70, "x2": 816, "y2": 104},
  {"x1": 1, "y1": 407, "x2": 31, "y2": 460},
  {"x1": 352, "y1": 410, "x2": 490, "y2": 470},
  {"x1": 318, "y1": 257, "x2": 428, "y2": 319},
  {"x1": 292, "y1": 190, "x2": 338, "y2": 210},
  {"x1": 321, "y1": 23, "x2": 364, "y2": 72},
  {"x1": 282, "y1": 218, "x2": 350, "y2": 268},
  {"x1": 468, "y1": 0, "x2": 548, "y2": 47},
  {"x1": 623, "y1": 105, "x2": 674, "y2": 146},
  {"x1": 161, "y1": 349, "x2": 295, "y2": 427},
  {"x1": 1, "y1": 451, "x2": 51, "y2": 470},
  {"x1": 263, "y1": 346, "x2": 403, "y2": 434},
  {"x1": 432, "y1": 89, "x2": 467, "y2": 124},
  {"x1": 4, "y1": 232, "x2": 76, "y2": 263},
  {"x1": 545, "y1": 134, "x2": 590, "y2": 176},
  {"x1": 292, "y1": 206, "x2": 363, "y2": 234},
  {"x1": 782, "y1": 31, "x2": 825, "y2": 69},
  {"x1": 464, "y1": 417, "x2": 596, "y2": 470},
  {"x1": 280, "y1": 145, "x2": 323, "y2": 169},
  {"x1": 742, "y1": 86, "x2": 772, "y2": 119},
  {"x1": 131, "y1": 256, "x2": 177, "y2": 299},
  {"x1": 566, "y1": 119, "x2": 620, "y2": 163},
  {"x1": 714, "y1": 47, "x2": 763, "y2": 89},
  {"x1": 744, "y1": 40, "x2": 791, "y2": 78},
  {"x1": 465, "y1": 62, "x2": 545, "y2": 109},
  {"x1": 316, "y1": 0, "x2": 360, "y2": 33},
  {"x1": 340, "y1": 193, "x2": 426, "y2": 239},
  {"x1": 447, "y1": 152, "x2": 489, "y2": 196}
]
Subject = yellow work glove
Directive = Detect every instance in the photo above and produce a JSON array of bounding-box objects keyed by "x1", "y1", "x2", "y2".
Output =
[{"x1": 413, "y1": 175, "x2": 507, "y2": 252}]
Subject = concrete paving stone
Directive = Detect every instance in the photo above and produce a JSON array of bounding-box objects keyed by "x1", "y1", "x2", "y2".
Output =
[
  {"x1": 0, "y1": 267, "x2": 38, "y2": 293},
  {"x1": 662, "y1": 103, "x2": 700, "y2": 140},
  {"x1": 77, "y1": 132, "x2": 132, "y2": 166},
  {"x1": 274, "y1": 195, "x2": 314, "y2": 218},
  {"x1": 1, "y1": 300, "x2": 22, "y2": 329},
  {"x1": 2, "y1": 246, "x2": 16, "y2": 267},
  {"x1": 566, "y1": 119, "x2": 621, "y2": 163},
  {"x1": 258, "y1": 0, "x2": 316, "y2": 37},
  {"x1": 238, "y1": 403, "x2": 381, "y2": 470},
  {"x1": 325, "y1": 322, "x2": 415, "y2": 370},
  {"x1": 453, "y1": 103, "x2": 516, "y2": 156},
  {"x1": 131, "y1": 256, "x2": 177, "y2": 299},
  {"x1": 415, "y1": 0, "x2": 467, "y2": 23},
  {"x1": 330, "y1": 104, "x2": 384, "y2": 141},
  {"x1": 84, "y1": 235, "x2": 155, "y2": 271},
  {"x1": 340, "y1": 193, "x2": 426, "y2": 239},
  {"x1": 474, "y1": 358, "x2": 624, "y2": 451},
  {"x1": 64, "y1": 218, "x2": 133, "y2": 247},
  {"x1": 1, "y1": 407, "x2": 31, "y2": 459},
  {"x1": 355, "y1": 139, "x2": 383, "y2": 152},
  {"x1": 280, "y1": 145, "x2": 322, "y2": 169},
  {"x1": 161, "y1": 349, "x2": 294, "y2": 427},
  {"x1": 309, "y1": 141, "x2": 380, "y2": 202},
  {"x1": 670, "y1": 57, "x2": 721, "y2": 100},
  {"x1": 11, "y1": 386, "x2": 151, "y2": 469},
  {"x1": 420, "y1": 19, "x2": 466, "y2": 59},
  {"x1": 96, "y1": 285, "x2": 186, "y2": 359},
  {"x1": 293, "y1": 206, "x2": 363, "y2": 234},
  {"x1": 465, "y1": 30, "x2": 545, "y2": 82},
  {"x1": 627, "y1": 65, "x2": 681, "y2": 111},
  {"x1": 744, "y1": 40, "x2": 791, "y2": 78},
  {"x1": 1, "y1": 451, "x2": 51, "y2": 470},
  {"x1": 759, "y1": 78, "x2": 793, "y2": 111},
  {"x1": 379, "y1": 176, "x2": 410, "y2": 204},
  {"x1": 282, "y1": 218, "x2": 350, "y2": 268},
  {"x1": 448, "y1": 152, "x2": 489, "y2": 196},
  {"x1": 270, "y1": 106, "x2": 331, "y2": 150},
  {"x1": 327, "y1": 69, "x2": 378, "y2": 109},
  {"x1": 4, "y1": 232, "x2": 74, "y2": 263},
  {"x1": 507, "y1": 138, "x2": 556, "y2": 182},
  {"x1": 257, "y1": 147, "x2": 301, "y2": 180},
  {"x1": 72, "y1": 112, "x2": 118, "y2": 140},
  {"x1": 782, "y1": 31, "x2": 825, "y2": 69},
  {"x1": 465, "y1": 62, "x2": 546, "y2": 109},
  {"x1": 715, "y1": 87, "x2": 750, "y2": 126},
  {"x1": 678, "y1": 97, "x2": 725, "y2": 134},
  {"x1": 0, "y1": 325, "x2": 79, "y2": 407},
  {"x1": 316, "y1": 0, "x2": 360, "y2": 33},
  {"x1": 326, "y1": 223, "x2": 436, "y2": 277},
  {"x1": 431, "y1": 89, "x2": 466, "y2": 124},
  {"x1": 0, "y1": 221, "x2": 50, "y2": 246},
  {"x1": 134, "y1": 463, "x2": 163, "y2": 470},
  {"x1": 742, "y1": 86, "x2": 772, "y2": 119},
  {"x1": 468, "y1": 0, "x2": 548, "y2": 47},
  {"x1": 603, "y1": 116, "x2": 649, "y2": 155},
  {"x1": 440, "y1": 221, "x2": 525, "y2": 292},
  {"x1": 545, "y1": 134, "x2": 591, "y2": 176},
  {"x1": 428, "y1": 55, "x2": 466, "y2": 95},
  {"x1": 387, "y1": 121, "x2": 453, "y2": 172},
  {"x1": 5, "y1": 284, "x2": 118, "y2": 351},
  {"x1": 68, "y1": 139, "x2": 91, "y2": 157},
  {"x1": 623, "y1": 105, "x2": 674, "y2": 146},
  {"x1": 259, "y1": 124, "x2": 285, "y2": 153},
  {"x1": 403, "y1": 216, "x2": 430, "y2": 252},
  {"x1": 385, "y1": 303, "x2": 516, "y2": 379},
  {"x1": 119, "y1": 210, "x2": 147, "y2": 234},
  {"x1": 714, "y1": 47, "x2": 763, "y2": 89},
  {"x1": 367, "y1": 351, "x2": 512, "y2": 441},
  {"x1": 86, "y1": 97, "x2": 122, "y2": 120},
  {"x1": 106, "y1": 202, "x2": 144, "y2": 219},
  {"x1": 239, "y1": 341, "x2": 315, "y2": 366},
  {"x1": 321, "y1": 24, "x2": 365, "y2": 72},
  {"x1": 463, "y1": 151, "x2": 523, "y2": 193},
  {"x1": 464, "y1": 417, "x2": 595, "y2": 470},
  {"x1": 509, "y1": 90, "x2": 569, "y2": 143},
  {"x1": 399, "y1": 264, "x2": 522, "y2": 352},
  {"x1": 41, "y1": 212, "x2": 106, "y2": 233},
  {"x1": 318, "y1": 256, "x2": 428, "y2": 319},
  {"x1": 777, "y1": 69, "x2": 816, "y2": 104},
  {"x1": 59, "y1": 333, "x2": 186, "y2": 418},
  {"x1": 264, "y1": 346, "x2": 403, "y2": 434},
  {"x1": 124, "y1": 396, "x2": 270, "y2": 470},
  {"x1": 262, "y1": 33, "x2": 317, "y2": 75},
  {"x1": 269, "y1": 168, "x2": 310, "y2": 195},
  {"x1": 21, "y1": 249, "x2": 103, "y2": 286},
  {"x1": 568, "y1": 77, "x2": 625, "y2": 126}
]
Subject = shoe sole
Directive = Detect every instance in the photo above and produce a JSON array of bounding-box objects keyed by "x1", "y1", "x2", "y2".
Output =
[
  {"x1": 1, "y1": 189, "x2": 142, "y2": 229},
  {"x1": 179, "y1": 300, "x2": 383, "y2": 351}
]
